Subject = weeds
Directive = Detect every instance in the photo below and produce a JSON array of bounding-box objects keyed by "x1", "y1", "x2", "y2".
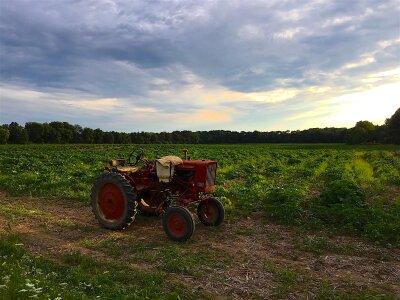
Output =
[
  {"x1": 0, "y1": 144, "x2": 399, "y2": 246},
  {"x1": 293, "y1": 235, "x2": 356, "y2": 255},
  {"x1": 0, "y1": 234, "x2": 203, "y2": 299},
  {"x1": 265, "y1": 263, "x2": 299, "y2": 295},
  {"x1": 315, "y1": 280, "x2": 396, "y2": 300}
]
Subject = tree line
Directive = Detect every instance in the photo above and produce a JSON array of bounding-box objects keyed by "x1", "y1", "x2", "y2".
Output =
[{"x1": 1, "y1": 108, "x2": 399, "y2": 145}]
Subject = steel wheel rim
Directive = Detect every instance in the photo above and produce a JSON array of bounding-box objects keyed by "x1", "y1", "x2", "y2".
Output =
[
  {"x1": 99, "y1": 183, "x2": 125, "y2": 220},
  {"x1": 167, "y1": 212, "x2": 187, "y2": 237}
]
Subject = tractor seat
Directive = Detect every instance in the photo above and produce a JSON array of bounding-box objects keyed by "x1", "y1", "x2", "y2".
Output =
[{"x1": 115, "y1": 166, "x2": 138, "y2": 172}]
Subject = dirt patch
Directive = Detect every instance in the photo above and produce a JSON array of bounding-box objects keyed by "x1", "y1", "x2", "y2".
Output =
[{"x1": 0, "y1": 192, "x2": 399, "y2": 299}]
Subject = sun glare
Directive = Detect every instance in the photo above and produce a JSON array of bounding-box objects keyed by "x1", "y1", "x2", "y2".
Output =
[{"x1": 329, "y1": 82, "x2": 400, "y2": 126}]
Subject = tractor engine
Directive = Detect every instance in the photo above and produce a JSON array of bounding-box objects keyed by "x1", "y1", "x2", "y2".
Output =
[{"x1": 174, "y1": 160, "x2": 217, "y2": 193}]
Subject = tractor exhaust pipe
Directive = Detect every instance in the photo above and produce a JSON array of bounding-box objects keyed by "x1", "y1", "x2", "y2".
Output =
[{"x1": 182, "y1": 149, "x2": 188, "y2": 160}]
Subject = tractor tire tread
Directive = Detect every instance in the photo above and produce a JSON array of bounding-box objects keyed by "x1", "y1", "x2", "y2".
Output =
[
  {"x1": 197, "y1": 197, "x2": 225, "y2": 227},
  {"x1": 90, "y1": 172, "x2": 137, "y2": 230},
  {"x1": 162, "y1": 206, "x2": 195, "y2": 242}
]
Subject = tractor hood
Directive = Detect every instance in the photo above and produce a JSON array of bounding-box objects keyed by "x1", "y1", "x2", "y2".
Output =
[{"x1": 177, "y1": 159, "x2": 218, "y2": 192}]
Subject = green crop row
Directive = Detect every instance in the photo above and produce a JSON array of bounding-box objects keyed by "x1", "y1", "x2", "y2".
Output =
[{"x1": 0, "y1": 144, "x2": 399, "y2": 246}]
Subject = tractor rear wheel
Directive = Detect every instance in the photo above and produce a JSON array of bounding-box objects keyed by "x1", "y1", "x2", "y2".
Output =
[
  {"x1": 162, "y1": 207, "x2": 195, "y2": 242},
  {"x1": 197, "y1": 198, "x2": 225, "y2": 226},
  {"x1": 91, "y1": 172, "x2": 137, "y2": 230}
]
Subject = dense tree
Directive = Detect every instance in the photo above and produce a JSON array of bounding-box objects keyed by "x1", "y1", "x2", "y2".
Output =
[
  {"x1": 73, "y1": 125, "x2": 83, "y2": 143},
  {"x1": 82, "y1": 128, "x2": 95, "y2": 144},
  {"x1": 103, "y1": 132, "x2": 114, "y2": 144},
  {"x1": 120, "y1": 133, "x2": 132, "y2": 144},
  {"x1": 0, "y1": 128, "x2": 10, "y2": 144},
  {"x1": 113, "y1": 131, "x2": 131, "y2": 144},
  {"x1": 43, "y1": 123, "x2": 61, "y2": 143},
  {"x1": 25, "y1": 122, "x2": 44, "y2": 143},
  {"x1": 94, "y1": 129, "x2": 104, "y2": 144},
  {"x1": 8, "y1": 122, "x2": 28, "y2": 144},
  {"x1": 49, "y1": 122, "x2": 75, "y2": 143},
  {"x1": 2, "y1": 109, "x2": 398, "y2": 145},
  {"x1": 345, "y1": 121, "x2": 376, "y2": 144},
  {"x1": 385, "y1": 108, "x2": 400, "y2": 144}
]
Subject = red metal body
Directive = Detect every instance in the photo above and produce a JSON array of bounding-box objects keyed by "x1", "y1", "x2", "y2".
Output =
[
  {"x1": 92, "y1": 150, "x2": 224, "y2": 241},
  {"x1": 105, "y1": 158, "x2": 217, "y2": 212}
]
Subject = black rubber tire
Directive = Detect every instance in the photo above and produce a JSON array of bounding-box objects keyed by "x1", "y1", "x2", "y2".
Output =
[
  {"x1": 197, "y1": 198, "x2": 225, "y2": 226},
  {"x1": 91, "y1": 172, "x2": 137, "y2": 230},
  {"x1": 162, "y1": 207, "x2": 195, "y2": 242}
]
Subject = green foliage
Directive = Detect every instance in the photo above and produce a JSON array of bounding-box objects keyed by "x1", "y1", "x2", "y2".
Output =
[
  {"x1": 7, "y1": 122, "x2": 28, "y2": 144},
  {"x1": 319, "y1": 179, "x2": 365, "y2": 207},
  {"x1": 0, "y1": 144, "x2": 399, "y2": 246},
  {"x1": 263, "y1": 185, "x2": 306, "y2": 225},
  {"x1": 0, "y1": 234, "x2": 204, "y2": 299},
  {"x1": 82, "y1": 128, "x2": 95, "y2": 144},
  {"x1": 0, "y1": 128, "x2": 9, "y2": 144},
  {"x1": 25, "y1": 122, "x2": 44, "y2": 143},
  {"x1": 346, "y1": 120, "x2": 376, "y2": 144},
  {"x1": 3, "y1": 107, "x2": 400, "y2": 144},
  {"x1": 103, "y1": 132, "x2": 114, "y2": 144},
  {"x1": 364, "y1": 151, "x2": 400, "y2": 185},
  {"x1": 363, "y1": 200, "x2": 400, "y2": 246},
  {"x1": 307, "y1": 180, "x2": 400, "y2": 244},
  {"x1": 385, "y1": 107, "x2": 400, "y2": 144},
  {"x1": 345, "y1": 158, "x2": 374, "y2": 183},
  {"x1": 218, "y1": 196, "x2": 233, "y2": 210},
  {"x1": 265, "y1": 263, "x2": 299, "y2": 296}
]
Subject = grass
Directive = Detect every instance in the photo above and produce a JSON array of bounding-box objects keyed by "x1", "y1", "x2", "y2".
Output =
[
  {"x1": 0, "y1": 204, "x2": 49, "y2": 220},
  {"x1": 0, "y1": 143, "x2": 399, "y2": 246},
  {"x1": 348, "y1": 158, "x2": 375, "y2": 184},
  {"x1": 263, "y1": 262, "x2": 396, "y2": 300},
  {"x1": 265, "y1": 263, "x2": 299, "y2": 295},
  {"x1": 315, "y1": 280, "x2": 397, "y2": 300},
  {"x1": 0, "y1": 144, "x2": 399, "y2": 298},
  {"x1": 80, "y1": 235, "x2": 232, "y2": 278},
  {"x1": 80, "y1": 233, "x2": 129, "y2": 250},
  {"x1": 292, "y1": 234, "x2": 357, "y2": 256},
  {"x1": 0, "y1": 234, "x2": 204, "y2": 300},
  {"x1": 0, "y1": 198, "x2": 398, "y2": 299}
]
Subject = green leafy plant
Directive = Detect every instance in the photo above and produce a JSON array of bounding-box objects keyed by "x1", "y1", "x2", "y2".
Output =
[{"x1": 320, "y1": 179, "x2": 366, "y2": 207}]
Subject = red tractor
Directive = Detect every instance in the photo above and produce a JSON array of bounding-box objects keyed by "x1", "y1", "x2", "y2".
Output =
[{"x1": 90, "y1": 148, "x2": 225, "y2": 241}]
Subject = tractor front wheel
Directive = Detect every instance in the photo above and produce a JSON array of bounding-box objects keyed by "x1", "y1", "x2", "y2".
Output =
[
  {"x1": 91, "y1": 172, "x2": 137, "y2": 230},
  {"x1": 162, "y1": 207, "x2": 195, "y2": 242},
  {"x1": 197, "y1": 198, "x2": 225, "y2": 226}
]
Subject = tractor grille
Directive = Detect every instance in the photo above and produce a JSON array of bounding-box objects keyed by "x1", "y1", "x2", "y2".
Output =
[{"x1": 206, "y1": 163, "x2": 217, "y2": 187}]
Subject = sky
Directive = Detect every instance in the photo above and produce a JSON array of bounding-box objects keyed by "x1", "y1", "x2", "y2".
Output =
[{"x1": 0, "y1": 0, "x2": 399, "y2": 132}]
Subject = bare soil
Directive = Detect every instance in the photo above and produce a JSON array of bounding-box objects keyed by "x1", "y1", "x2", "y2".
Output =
[{"x1": 1, "y1": 191, "x2": 399, "y2": 299}]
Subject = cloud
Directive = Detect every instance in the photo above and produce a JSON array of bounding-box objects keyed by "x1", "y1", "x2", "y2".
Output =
[
  {"x1": 0, "y1": 82, "x2": 236, "y2": 131},
  {"x1": 0, "y1": 0, "x2": 399, "y2": 131},
  {"x1": 177, "y1": 109, "x2": 232, "y2": 123}
]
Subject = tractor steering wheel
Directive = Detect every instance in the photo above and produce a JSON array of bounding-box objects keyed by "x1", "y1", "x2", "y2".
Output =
[{"x1": 128, "y1": 148, "x2": 144, "y2": 166}]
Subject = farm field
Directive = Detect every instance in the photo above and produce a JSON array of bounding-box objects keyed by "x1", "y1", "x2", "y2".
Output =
[{"x1": 0, "y1": 144, "x2": 400, "y2": 299}]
